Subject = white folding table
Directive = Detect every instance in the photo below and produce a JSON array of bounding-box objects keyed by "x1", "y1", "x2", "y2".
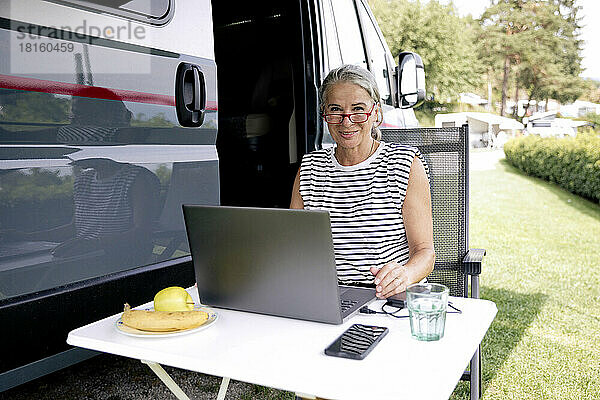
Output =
[{"x1": 67, "y1": 288, "x2": 496, "y2": 400}]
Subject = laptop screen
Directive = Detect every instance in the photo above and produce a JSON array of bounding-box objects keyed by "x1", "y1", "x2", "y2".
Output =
[{"x1": 183, "y1": 205, "x2": 348, "y2": 324}]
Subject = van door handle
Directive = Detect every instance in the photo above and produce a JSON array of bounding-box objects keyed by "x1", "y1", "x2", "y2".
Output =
[
  {"x1": 175, "y1": 63, "x2": 206, "y2": 127},
  {"x1": 193, "y1": 67, "x2": 201, "y2": 111}
]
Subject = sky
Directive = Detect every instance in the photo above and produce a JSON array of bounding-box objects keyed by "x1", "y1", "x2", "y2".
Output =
[{"x1": 442, "y1": 0, "x2": 600, "y2": 80}]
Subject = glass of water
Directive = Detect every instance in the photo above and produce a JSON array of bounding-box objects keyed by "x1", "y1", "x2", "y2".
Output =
[{"x1": 406, "y1": 283, "x2": 449, "y2": 341}]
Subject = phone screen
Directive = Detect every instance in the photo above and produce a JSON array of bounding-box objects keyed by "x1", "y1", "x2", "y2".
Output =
[{"x1": 324, "y1": 324, "x2": 389, "y2": 360}]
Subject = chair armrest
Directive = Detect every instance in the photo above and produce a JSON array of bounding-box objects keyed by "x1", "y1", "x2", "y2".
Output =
[{"x1": 462, "y1": 248, "x2": 486, "y2": 276}]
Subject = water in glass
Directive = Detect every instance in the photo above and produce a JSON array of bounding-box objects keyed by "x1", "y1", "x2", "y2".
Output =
[{"x1": 408, "y1": 297, "x2": 447, "y2": 341}]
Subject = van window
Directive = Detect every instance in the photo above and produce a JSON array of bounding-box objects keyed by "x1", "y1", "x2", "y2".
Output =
[
  {"x1": 358, "y1": 2, "x2": 392, "y2": 105},
  {"x1": 52, "y1": 0, "x2": 172, "y2": 24},
  {"x1": 330, "y1": 0, "x2": 367, "y2": 68},
  {"x1": 321, "y1": 0, "x2": 343, "y2": 70}
]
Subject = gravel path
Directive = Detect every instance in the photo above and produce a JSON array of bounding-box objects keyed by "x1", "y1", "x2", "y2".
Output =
[
  {"x1": 469, "y1": 149, "x2": 505, "y2": 171},
  {"x1": 0, "y1": 353, "x2": 295, "y2": 400}
]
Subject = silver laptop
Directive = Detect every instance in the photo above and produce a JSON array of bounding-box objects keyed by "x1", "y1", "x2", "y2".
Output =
[{"x1": 182, "y1": 205, "x2": 376, "y2": 324}]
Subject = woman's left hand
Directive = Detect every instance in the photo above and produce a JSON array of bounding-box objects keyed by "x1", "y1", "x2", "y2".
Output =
[{"x1": 370, "y1": 262, "x2": 410, "y2": 299}]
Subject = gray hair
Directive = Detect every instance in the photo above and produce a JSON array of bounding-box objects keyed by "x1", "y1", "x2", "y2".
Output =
[{"x1": 319, "y1": 64, "x2": 382, "y2": 139}]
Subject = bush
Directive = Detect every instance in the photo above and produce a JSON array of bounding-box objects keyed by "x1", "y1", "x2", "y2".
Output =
[
  {"x1": 0, "y1": 169, "x2": 74, "y2": 230},
  {"x1": 578, "y1": 112, "x2": 600, "y2": 131},
  {"x1": 504, "y1": 132, "x2": 600, "y2": 203}
]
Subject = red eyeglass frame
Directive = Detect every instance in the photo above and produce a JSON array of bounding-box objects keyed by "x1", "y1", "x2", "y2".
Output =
[{"x1": 322, "y1": 103, "x2": 376, "y2": 125}]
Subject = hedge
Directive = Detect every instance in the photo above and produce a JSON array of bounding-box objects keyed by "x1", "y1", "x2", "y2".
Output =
[{"x1": 503, "y1": 132, "x2": 600, "y2": 203}]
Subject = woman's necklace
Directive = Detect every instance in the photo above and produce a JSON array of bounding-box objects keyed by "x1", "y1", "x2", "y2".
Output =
[
  {"x1": 368, "y1": 139, "x2": 375, "y2": 157},
  {"x1": 335, "y1": 139, "x2": 377, "y2": 165}
]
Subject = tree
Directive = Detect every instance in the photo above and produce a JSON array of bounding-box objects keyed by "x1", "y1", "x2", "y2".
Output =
[
  {"x1": 480, "y1": 0, "x2": 533, "y2": 116},
  {"x1": 580, "y1": 79, "x2": 600, "y2": 103},
  {"x1": 480, "y1": 0, "x2": 586, "y2": 117},
  {"x1": 0, "y1": 91, "x2": 69, "y2": 123},
  {"x1": 369, "y1": 0, "x2": 483, "y2": 102}
]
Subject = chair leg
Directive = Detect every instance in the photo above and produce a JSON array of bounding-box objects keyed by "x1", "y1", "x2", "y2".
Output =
[
  {"x1": 471, "y1": 275, "x2": 480, "y2": 299},
  {"x1": 470, "y1": 345, "x2": 481, "y2": 400},
  {"x1": 470, "y1": 275, "x2": 482, "y2": 399}
]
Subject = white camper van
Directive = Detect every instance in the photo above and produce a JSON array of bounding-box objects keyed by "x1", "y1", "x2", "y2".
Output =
[{"x1": 0, "y1": 0, "x2": 425, "y2": 390}]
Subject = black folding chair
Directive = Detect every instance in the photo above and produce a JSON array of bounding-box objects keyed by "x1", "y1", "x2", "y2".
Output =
[{"x1": 381, "y1": 124, "x2": 485, "y2": 400}]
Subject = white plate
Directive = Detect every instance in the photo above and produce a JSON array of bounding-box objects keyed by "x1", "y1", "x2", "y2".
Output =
[{"x1": 115, "y1": 306, "x2": 218, "y2": 338}]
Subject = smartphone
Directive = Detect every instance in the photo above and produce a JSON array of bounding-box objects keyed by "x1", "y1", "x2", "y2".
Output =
[
  {"x1": 386, "y1": 291, "x2": 406, "y2": 309},
  {"x1": 324, "y1": 324, "x2": 389, "y2": 360}
]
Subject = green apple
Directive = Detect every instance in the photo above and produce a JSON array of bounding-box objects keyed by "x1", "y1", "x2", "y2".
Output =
[{"x1": 153, "y1": 286, "x2": 194, "y2": 312}]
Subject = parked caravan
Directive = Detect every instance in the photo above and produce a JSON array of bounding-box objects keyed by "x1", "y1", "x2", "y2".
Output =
[{"x1": 0, "y1": 0, "x2": 425, "y2": 390}]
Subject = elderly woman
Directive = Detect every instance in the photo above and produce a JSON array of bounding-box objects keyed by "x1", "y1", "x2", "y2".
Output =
[{"x1": 290, "y1": 64, "x2": 434, "y2": 300}]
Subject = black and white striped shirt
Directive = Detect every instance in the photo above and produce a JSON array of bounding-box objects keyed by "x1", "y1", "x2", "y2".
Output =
[
  {"x1": 57, "y1": 126, "x2": 117, "y2": 143},
  {"x1": 299, "y1": 141, "x2": 427, "y2": 285},
  {"x1": 74, "y1": 165, "x2": 145, "y2": 239}
]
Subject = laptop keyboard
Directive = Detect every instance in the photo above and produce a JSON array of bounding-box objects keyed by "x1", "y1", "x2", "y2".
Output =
[
  {"x1": 340, "y1": 299, "x2": 358, "y2": 313},
  {"x1": 338, "y1": 286, "x2": 377, "y2": 319}
]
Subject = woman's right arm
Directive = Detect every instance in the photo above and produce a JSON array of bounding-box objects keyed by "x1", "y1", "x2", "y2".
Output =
[{"x1": 289, "y1": 167, "x2": 304, "y2": 209}]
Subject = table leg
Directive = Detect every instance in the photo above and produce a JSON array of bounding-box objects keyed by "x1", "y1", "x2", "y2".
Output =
[
  {"x1": 141, "y1": 360, "x2": 231, "y2": 400},
  {"x1": 295, "y1": 393, "x2": 317, "y2": 399},
  {"x1": 216, "y1": 377, "x2": 230, "y2": 400},
  {"x1": 141, "y1": 360, "x2": 191, "y2": 400}
]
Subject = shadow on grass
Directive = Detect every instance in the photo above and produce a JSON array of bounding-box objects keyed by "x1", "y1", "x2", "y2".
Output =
[
  {"x1": 498, "y1": 159, "x2": 600, "y2": 223},
  {"x1": 451, "y1": 286, "x2": 547, "y2": 399}
]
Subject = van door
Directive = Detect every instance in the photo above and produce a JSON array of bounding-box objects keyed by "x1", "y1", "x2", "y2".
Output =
[
  {"x1": 0, "y1": 0, "x2": 217, "y2": 389},
  {"x1": 317, "y1": 0, "x2": 418, "y2": 150},
  {"x1": 211, "y1": 1, "x2": 309, "y2": 208},
  {"x1": 355, "y1": 0, "x2": 419, "y2": 128}
]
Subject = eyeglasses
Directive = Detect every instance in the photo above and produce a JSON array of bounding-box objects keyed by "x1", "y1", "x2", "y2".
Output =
[{"x1": 323, "y1": 103, "x2": 376, "y2": 124}]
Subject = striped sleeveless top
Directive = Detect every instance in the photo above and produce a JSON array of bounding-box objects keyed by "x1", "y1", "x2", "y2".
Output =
[
  {"x1": 57, "y1": 126, "x2": 117, "y2": 143},
  {"x1": 73, "y1": 165, "x2": 151, "y2": 239},
  {"x1": 299, "y1": 141, "x2": 427, "y2": 285}
]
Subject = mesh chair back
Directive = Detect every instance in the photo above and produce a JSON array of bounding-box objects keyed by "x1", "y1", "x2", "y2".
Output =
[{"x1": 381, "y1": 126, "x2": 469, "y2": 297}]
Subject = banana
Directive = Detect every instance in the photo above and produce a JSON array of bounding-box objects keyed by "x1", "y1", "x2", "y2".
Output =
[{"x1": 121, "y1": 303, "x2": 209, "y2": 332}]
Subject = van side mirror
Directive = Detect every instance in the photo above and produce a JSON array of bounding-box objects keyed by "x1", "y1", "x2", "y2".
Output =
[{"x1": 396, "y1": 52, "x2": 425, "y2": 109}]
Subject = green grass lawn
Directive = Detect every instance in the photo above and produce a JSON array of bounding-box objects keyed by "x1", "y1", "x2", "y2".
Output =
[{"x1": 451, "y1": 151, "x2": 600, "y2": 400}]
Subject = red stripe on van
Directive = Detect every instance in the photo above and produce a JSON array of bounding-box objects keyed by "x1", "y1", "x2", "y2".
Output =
[{"x1": 0, "y1": 74, "x2": 218, "y2": 110}]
